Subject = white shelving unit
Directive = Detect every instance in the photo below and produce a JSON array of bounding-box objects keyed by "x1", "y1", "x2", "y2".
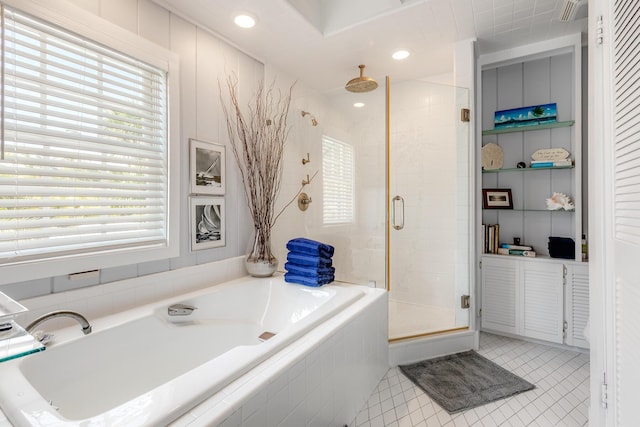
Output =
[{"x1": 476, "y1": 34, "x2": 589, "y2": 348}]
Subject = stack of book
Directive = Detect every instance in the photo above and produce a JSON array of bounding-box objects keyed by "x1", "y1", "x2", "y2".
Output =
[
  {"x1": 497, "y1": 243, "x2": 537, "y2": 257},
  {"x1": 482, "y1": 224, "x2": 500, "y2": 254},
  {"x1": 530, "y1": 159, "x2": 573, "y2": 168}
]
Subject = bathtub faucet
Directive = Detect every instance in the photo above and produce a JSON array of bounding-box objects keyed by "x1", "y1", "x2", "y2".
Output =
[
  {"x1": 26, "y1": 310, "x2": 92, "y2": 335},
  {"x1": 168, "y1": 303, "x2": 197, "y2": 316}
]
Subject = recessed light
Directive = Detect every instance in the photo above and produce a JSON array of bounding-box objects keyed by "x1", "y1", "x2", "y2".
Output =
[
  {"x1": 353, "y1": 102, "x2": 365, "y2": 108},
  {"x1": 234, "y1": 13, "x2": 256, "y2": 29},
  {"x1": 392, "y1": 50, "x2": 410, "y2": 60}
]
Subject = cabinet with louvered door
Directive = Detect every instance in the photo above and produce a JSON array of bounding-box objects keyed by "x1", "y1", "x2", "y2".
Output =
[{"x1": 481, "y1": 256, "x2": 564, "y2": 342}]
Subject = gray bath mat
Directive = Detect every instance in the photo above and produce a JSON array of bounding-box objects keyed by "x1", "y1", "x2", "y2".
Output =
[{"x1": 399, "y1": 350, "x2": 534, "y2": 414}]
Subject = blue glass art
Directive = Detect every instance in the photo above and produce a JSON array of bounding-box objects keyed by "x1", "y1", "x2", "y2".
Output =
[{"x1": 494, "y1": 103, "x2": 557, "y2": 129}]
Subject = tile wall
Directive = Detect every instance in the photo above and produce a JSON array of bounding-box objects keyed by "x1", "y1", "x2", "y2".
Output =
[{"x1": 269, "y1": 83, "x2": 388, "y2": 288}]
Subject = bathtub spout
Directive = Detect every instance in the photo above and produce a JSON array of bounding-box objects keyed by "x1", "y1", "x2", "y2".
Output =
[
  {"x1": 168, "y1": 304, "x2": 197, "y2": 316},
  {"x1": 26, "y1": 311, "x2": 92, "y2": 335}
]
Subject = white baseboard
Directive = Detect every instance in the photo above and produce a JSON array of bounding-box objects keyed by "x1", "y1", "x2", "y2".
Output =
[{"x1": 389, "y1": 330, "x2": 479, "y2": 366}]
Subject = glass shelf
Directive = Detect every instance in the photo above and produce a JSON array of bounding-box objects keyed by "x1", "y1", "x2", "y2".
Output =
[
  {"x1": 0, "y1": 321, "x2": 45, "y2": 363},
  {"x1": 0, "y1": 291, "x2": 44, "y2": 363},
  {"x1": 483, "y1": 165, "x2": 574, "y2": 173},
  {"x1": 482, "y1": 120, "x2": 575, "y2": 135}
]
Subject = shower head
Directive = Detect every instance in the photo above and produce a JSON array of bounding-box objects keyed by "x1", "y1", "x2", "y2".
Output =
[{"x1": 345, "y1": 65, "x2": 378, "y2": 93}]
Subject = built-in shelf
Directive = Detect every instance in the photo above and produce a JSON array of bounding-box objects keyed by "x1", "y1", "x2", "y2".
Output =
[
  {"x1": 483, "y1": 253, "x2": 588, "y2": 264},
  {"x1": 482, "y1": 165, "x2": 574, "y2": 173},
  {"x1": 482, "y1": 120, "x2": 575, "y2": 135},
  {"x1": 482, "y1": 209, "x2": 575, "y2": 212},
  {"x1": 482, "y1": 253, "x2": 586, "y2": 263}
]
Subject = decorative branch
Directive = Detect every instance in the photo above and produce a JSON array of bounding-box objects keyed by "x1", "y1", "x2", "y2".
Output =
[{"x1": 219, "y1": 74, "x2": 296, "y2": 262}]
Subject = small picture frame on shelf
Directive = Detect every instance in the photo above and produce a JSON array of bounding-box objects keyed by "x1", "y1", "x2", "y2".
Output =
[
  {"x1": 190, "y1": 139, "x2": 225, "y2": 195},
  {"x1": 190, "y1": 196, "x2": 225, "y2": 251},
  {"x1": 483, "y1": 189, "x2": 513, "y2": 209}
]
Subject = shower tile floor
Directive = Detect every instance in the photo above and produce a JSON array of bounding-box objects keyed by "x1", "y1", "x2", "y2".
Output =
[{"x1": 351, "y1": 332, "x2": 590, "y2": 427}]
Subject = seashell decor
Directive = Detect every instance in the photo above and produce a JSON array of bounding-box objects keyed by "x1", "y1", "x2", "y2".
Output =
[{"x1": 546, "y1": 192, "x2": 575, "y2": 211}]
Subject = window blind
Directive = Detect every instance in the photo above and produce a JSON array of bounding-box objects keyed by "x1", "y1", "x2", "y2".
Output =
[
  {"x1": 0, "y1": 6, "x2": 168, "y2": 263},
  {"x1": 322, "y1": 135, "x2": 354, "y2": 225}
]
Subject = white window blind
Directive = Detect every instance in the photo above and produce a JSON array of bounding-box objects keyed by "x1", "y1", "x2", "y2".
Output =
[
  {"x1": 322, "y1": 135, "x2": 354, "y2": 225},
  {"x1": 0, "y1": 6, "x2": 169, "y2": 264}
]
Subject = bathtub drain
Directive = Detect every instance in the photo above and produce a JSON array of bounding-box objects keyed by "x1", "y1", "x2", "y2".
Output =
[{"x1": 258, "y1": 331, "x2": 276, "y2": 341}]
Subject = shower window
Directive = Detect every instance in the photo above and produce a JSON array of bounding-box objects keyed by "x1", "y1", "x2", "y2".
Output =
[{"x1": 322, "y1": 135, "x2": 354, "y2": 225}]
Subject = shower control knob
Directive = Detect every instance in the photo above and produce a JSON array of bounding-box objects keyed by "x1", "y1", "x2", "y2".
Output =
[{"x1": 298, "y1": 193, "x2": 312, "y2": 211}]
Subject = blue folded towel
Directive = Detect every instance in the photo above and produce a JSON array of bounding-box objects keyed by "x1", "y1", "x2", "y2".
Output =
[
  {"x1": 286, "y1": 252, "x2": 332, "y2": 267},
  {"x1": 284, "y1": 262, "x2": 335, "y2": 278},
  {"x1": 284, "y1": 272, "x2": 334, "y2": 287},
  {"x1": 286, "y1": 238, "x2": 335, "y2": 258}
]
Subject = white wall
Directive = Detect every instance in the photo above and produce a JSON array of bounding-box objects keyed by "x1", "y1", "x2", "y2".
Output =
[
  {"x1": 0, "y1": 0, "x2": 260, "y2": 301},
  {"x1": 267, "y1": 56, "x2": 474, "y2": 305},
  {"x1": 269, "y1": 75, "x2": 387, "y2": 287}
]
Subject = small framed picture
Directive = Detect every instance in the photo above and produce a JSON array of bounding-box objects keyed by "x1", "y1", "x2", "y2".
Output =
[
  {"x1": 190, "y1": 196, "x2": 225, "y2": 250},
  {"x1": 483, "y1": 188, "x2": 513, "y2": 209},
  {"x1": 190, "y1": 139, "x2": 225, "y2": 195}
]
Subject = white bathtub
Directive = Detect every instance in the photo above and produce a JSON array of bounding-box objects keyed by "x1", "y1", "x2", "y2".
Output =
[{"x1": 0, "y1": 275, "x2": 368, "y2": 426}]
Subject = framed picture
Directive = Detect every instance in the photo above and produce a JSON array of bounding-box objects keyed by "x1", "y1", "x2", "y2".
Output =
[
  {"x1": 190, "y1": 196, "x2": 225, "y2": 250},
  {"x1": 483, "y1": 189, "x2": 513, "y2": 209},
  {"x1": 190, "y1": 139, "x2": 225, "y2": 195}
]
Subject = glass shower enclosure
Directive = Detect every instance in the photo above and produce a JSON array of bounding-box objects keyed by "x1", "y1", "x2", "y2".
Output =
[{"x1": 301, "y1": 76, "x2": 471, "y2": 342}]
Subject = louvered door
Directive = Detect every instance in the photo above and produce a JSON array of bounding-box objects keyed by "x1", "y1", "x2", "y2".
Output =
[
  {"x1": 481, "y1": 256, "x2": 518, "y2": 334},
  {"x1": 565, "y1": 264, "x2": 589, "y2": 348},
  {"x1": 521, "y1": 261, "x2": 565, "y2": 343},
  {"x1": 611, "y1": 0, "x2": 640, "y2": 424}
]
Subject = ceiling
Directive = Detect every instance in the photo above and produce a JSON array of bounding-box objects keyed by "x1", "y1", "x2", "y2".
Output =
[{"x1": 151, "y1": 0, "x2": 588, "y2": 93}]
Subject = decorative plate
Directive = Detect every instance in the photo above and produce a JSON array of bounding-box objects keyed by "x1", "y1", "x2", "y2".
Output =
[{"x1": 481, "y1": 143, "x2": 504, "y2": 170}]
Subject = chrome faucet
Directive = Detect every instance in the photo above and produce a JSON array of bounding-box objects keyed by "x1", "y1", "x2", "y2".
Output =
[
  {"x1": 26, "y1": 310, "x2": 92, "y2": 335},
  {"x1": 168, "y1": 303, "x2": 197, "y2": 316}
]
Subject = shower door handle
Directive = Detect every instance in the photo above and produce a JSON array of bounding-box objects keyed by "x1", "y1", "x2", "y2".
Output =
[{"x1": 392, "y1": 195, "x2": 404, "y2": 230}]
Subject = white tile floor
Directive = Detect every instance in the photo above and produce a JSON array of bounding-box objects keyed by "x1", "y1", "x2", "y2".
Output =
[{"x1": 351, "y1": 333, "x2": 590, "y2": 427}]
